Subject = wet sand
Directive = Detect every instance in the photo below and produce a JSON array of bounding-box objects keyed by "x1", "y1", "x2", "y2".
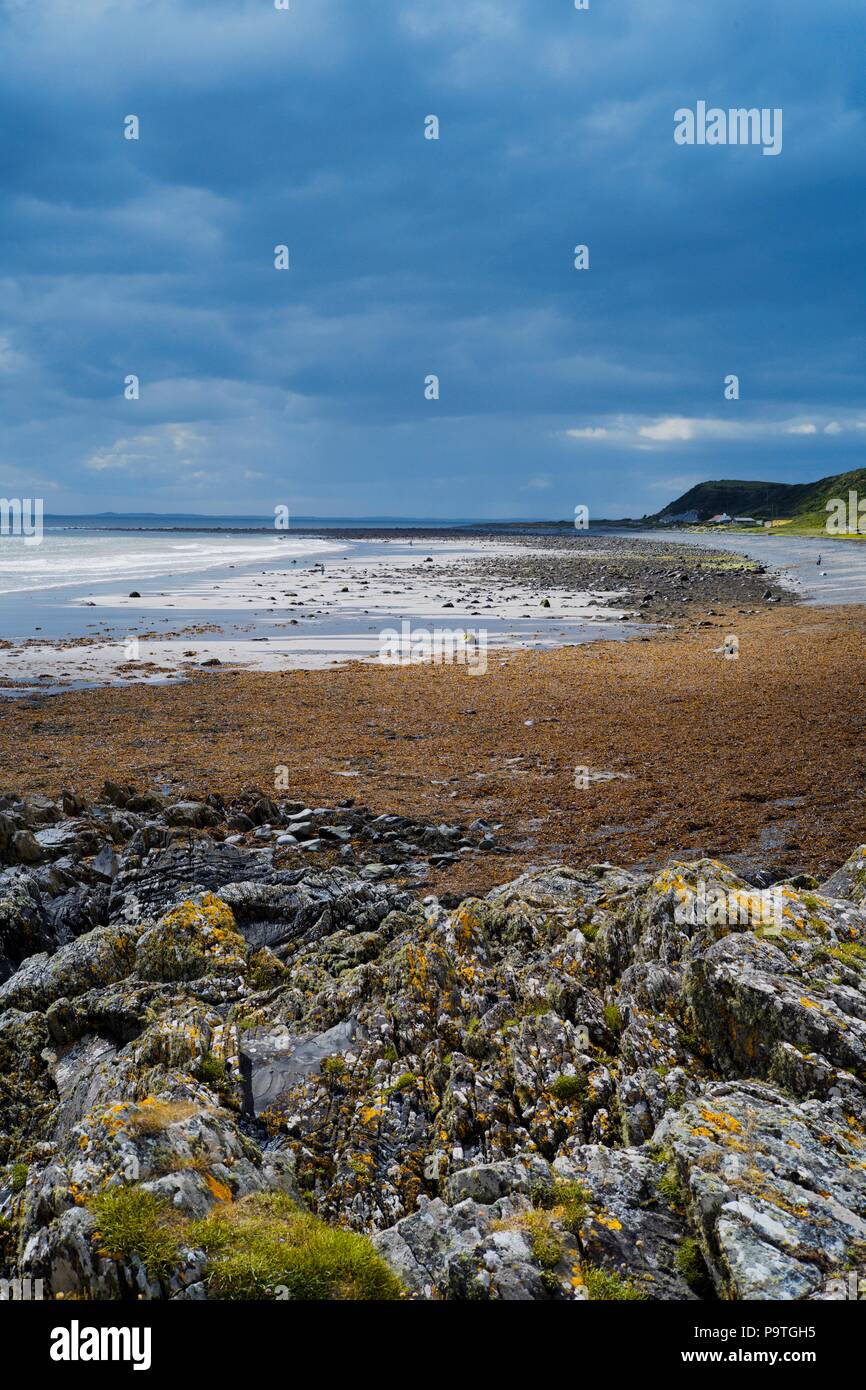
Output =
[{"x1": 0, "y1": 532, "x2": 787, "y2": 689}]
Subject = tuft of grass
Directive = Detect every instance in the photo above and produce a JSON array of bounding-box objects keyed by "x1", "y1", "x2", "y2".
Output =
[
  {"x1": 520, "y1": 1211, "x2": 563, "y2": 1271},
  {"x1": 189, "y1": 1191, "x2": 404, "y2": 1301},
  {"x1": 385, "y1": 1072, "x2": 418, "y2": 1095},
  {"x1": 535, "y1": 1180, "x2": 589, "y2": 1236},
  {"x1": 195, "y1": 1054, "x2": 229, "y2": 1091},
  {"x1": 828, "y1": 941, "x2": 866, "y2": 970},
  {"x1": 657, "y1": 1160, "x2": 685, "y2": 1210},
  {"x1": 321, "y1": 1055, "x2": 348, "y2": 1079},
  {"x1": 583, "y1": 1264, "x2": 648, "y2": 1301},
  {"x1": 493, "y1": 1209, "x2": 564, "y2": 1289},
  {"x1": 89, "y1": 1186, "x2": 183, "y2": 1280},
  {"x1": 676, "y1": 1237, "x2": 714, "y2": 1297},
  {"x1": 10, "y1": 1163, "x2": 28, "y2": 1194},
  {"x1": 0, "y1": 1214, "x2": 18, "y2": 1263},
  {"x1": 549, "y1": 1074, "x2": 586, "y2": 1104},
  {"x1": 247, "y1": 947, "x2": 287, "y2": 992},
  {"x1": 604, "y1": 1003, "x2": 623, "y2": 1037},
  {"x1": 123, "y1": 1098, "x2": 197, "y2": 1137}
]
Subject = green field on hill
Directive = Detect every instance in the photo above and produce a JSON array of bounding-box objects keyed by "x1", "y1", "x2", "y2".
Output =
[{"x1": 651, "y1": 467, "x2": 866, "y2": 536}]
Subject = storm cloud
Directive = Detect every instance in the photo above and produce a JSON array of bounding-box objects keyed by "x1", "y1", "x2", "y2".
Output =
[{"x1": 0, "y1": 0, "x2": 863, "y2": 517}]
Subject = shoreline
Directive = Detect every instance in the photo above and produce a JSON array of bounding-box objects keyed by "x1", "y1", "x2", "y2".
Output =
[{"x1": 0, "y1": 532, "x2": 791, "y2": 691}]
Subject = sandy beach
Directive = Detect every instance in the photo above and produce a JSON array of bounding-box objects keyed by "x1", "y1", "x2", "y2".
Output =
[
  {"x1": 0, "y1": 529, "x2": 794, "y2": 690},
  {"x1": 0, "y1": 537, "x2": 632, "y2": 687},
  {"x1": 3, "y1": 527, "x2": 857, "y2": 896}
]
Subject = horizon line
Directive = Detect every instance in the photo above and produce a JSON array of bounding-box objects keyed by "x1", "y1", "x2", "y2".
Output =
[{"x1": 39, "y1": 511, "x2": 641, "y2": 524}]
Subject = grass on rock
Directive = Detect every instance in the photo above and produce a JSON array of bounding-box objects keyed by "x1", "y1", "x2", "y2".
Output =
[
  {"x1": 189, "y1": 1192, "x2": 404, "y2": 1300},
  {"x1": 89, "y1": 1187, "x2": 404, "y2": 1300}
]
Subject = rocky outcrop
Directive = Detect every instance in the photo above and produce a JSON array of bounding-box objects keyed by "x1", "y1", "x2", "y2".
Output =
[
  {"x1": 655, "y1": 1081, "x2": 866, "y2": 1299},
  {"x1": 0, "y1": 788, "x2": 864, "y2": 1300}
]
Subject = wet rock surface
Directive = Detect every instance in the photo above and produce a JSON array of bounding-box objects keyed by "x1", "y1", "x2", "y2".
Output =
[
  {"x1": 459, "y1": 533, "x2": 794, "y2": 624},
  {"x1": 0, "y1": 787, "x2": 864, "y2": 1300}
]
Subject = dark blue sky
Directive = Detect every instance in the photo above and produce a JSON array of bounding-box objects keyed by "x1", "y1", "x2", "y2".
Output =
[{"x1": 1, "y1": 0, "x2": 863, "y2": 518}]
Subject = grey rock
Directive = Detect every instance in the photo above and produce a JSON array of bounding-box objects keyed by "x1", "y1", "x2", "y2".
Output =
[
  {"x1": 372, "y1": 1194, "x2": 574, "y2": 1300},
  {"x1": 0, "y1": 924, "x2": 136, "y2": 1013},
  {"x1": 109, "y1": 842, "x2": 271, "y2": 924},
  {"x1": 12, "y1": 830, "x2": 42, "y2": 864},
  {"x1": 164, "y1": 801, "x2": 221, "y2": 829},
  {"x1": 0, "y1": 873, "x2": 50, "y2": 981},
  {"x1": 2, "y1": 788, "x2": 866, "y2": 1303},
  {"x1": 820, "y1": 844, "x2": 866, "y2": 904},
  {"x1": 444, "y1": 1155, "x2": 551, "y2": 1206},
  {"x1": 553, "y1": 1143, "x2": 696, "y2": 1299},
  {"x1": 239, "y1": 1019, "x2": 367, "y2": 1116},
  {"x1": 92, "y1": 844, "x2": 118, "y2": 881},
  {"x1": 44, "y1": 883, "x2": 109, "y2": 946},
  {"x1": 655, "y1": 1081, "x2": 866, "y2": 1300}
]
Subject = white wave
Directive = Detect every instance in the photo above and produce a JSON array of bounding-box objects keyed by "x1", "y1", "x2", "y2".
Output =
[{"x1": 0, "y1": 534, "x2": 343, "y2": 595}]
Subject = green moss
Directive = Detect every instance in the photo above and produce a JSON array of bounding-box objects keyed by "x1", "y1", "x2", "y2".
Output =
[
  {"x1": 321, "y1": 1055, "x2": 348, "y2": 1079},
  {"x1": 844, "y1": 1240, "x2": 866, "y2": 1269},
  {"x1": 10, "y1": 1163, "x2": 28, "y2": 1194},
  {"x1": 675, "y1": 1237, "x2": 714, "y2": 1297},
  {"x1": 386, "y1": 1073, "x2": 418, "y2": 1094},
  {"x1": 195, "y1": 1053, "x2": 229, "y2": 1091},
  {"x1": 657, "y1": 1161, "x2": 685, "y2": 1210},
  {"x1": 604, "y1": 1004, "x2": 623, "y2": 1037},
  {"x1": 0, "y1": 1213, "x2": 18, "y2": 1264},
  {"x1": 89, "y1": 1186, "x2": 182, "y2": 1280},
  {"x1": 533, "y1": 1179, "x2": 589, "y2": 1236},
  {"x1": 799, "y1": 891, "x2": 825, "y2": 912},
  {"x1": 828, "y1": 941, "x2": 866, "y2": 970},
  {"x1": 135, "y1": 894, "x2": 247, "y2": 983},
  {"x1": 189, "y1": 1192, "x2": 404, "y2": 1300},
  {"x1": 494, "y1": 1209, "x2": 564, "y2": 1285},
  {"x1": 234, "y1": 1010, "x2": 263, "y2": 1033},
  {"x1": 678, "y1": 1023, "x2": 711, "y2": 1062},
  {"x1": 583, "y1": 1265, "x2": 648, "y2": 1301},
  {"x1": 247, "y1": 948, "x2": 287, "y2": 992},
  {"x1": 524, "y1": 1213, "x2": 563, "y2": 1271},
  {"x1": 549, "y1": 1074, "x2": 587, "y2": 1104}
]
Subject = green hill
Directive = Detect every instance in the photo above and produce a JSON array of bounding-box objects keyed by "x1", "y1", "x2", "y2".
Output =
[{"x1": 655, "y1": 467, "x2": 866, "y2": 529}]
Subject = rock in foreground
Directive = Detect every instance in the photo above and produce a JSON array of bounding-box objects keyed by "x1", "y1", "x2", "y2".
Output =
[{"x1": 1, "y1": 787, "x2": 864, "y2": 1300}]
